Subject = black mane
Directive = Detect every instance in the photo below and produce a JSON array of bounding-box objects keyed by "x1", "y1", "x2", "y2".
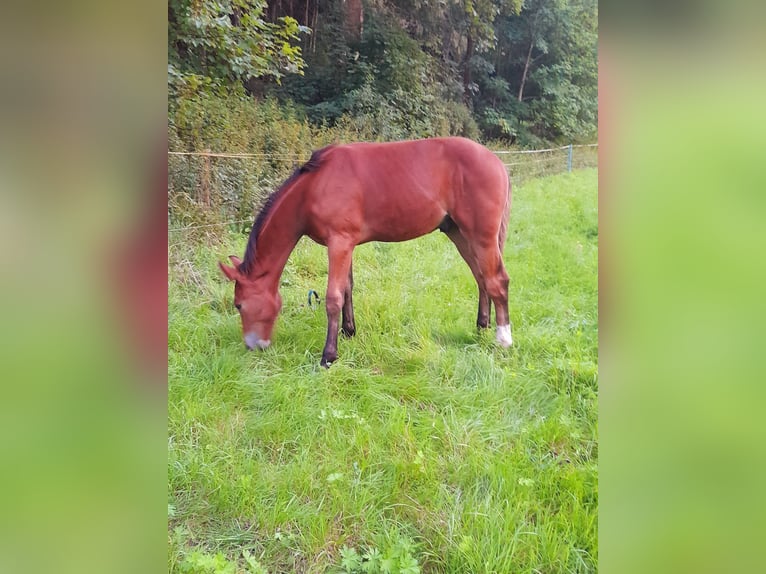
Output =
[{"x1": 239, "y1": 145, "x2": 334, "y2": 275}]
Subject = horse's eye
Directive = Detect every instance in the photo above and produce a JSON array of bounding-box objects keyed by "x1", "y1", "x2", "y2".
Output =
[{"x1": 235, "y1": 303, "x2": 242, "y2": 311}]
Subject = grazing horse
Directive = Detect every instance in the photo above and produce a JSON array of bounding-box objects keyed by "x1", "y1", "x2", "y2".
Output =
[{"x1": 219, "y1": 137, "x2": 512, "y2": 367}]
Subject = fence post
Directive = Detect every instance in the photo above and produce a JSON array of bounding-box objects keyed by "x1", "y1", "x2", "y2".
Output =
[
  {"x1": 567, "y1": 143, "x2": 573, "y2": 172},
  {"x1": 201, "y1": 149, "x2": 211, "y2": 207}
]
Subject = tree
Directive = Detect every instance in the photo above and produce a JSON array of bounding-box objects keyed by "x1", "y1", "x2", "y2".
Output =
[
  {"x1": 525, "y1": 0, "x2": 598, "y2": 140},
  {"x1": 168, "y1": 0, "x2": 309, "y2": 92},
  {"x1": 168, "y1": 0, "x2": 598, "y2": 145},
  {"x1": 460, "y1": 0, "x2": 522, "y2": 103},
  {"x1": 473, "y1": 0, "x2": 598, "y2": 143}
]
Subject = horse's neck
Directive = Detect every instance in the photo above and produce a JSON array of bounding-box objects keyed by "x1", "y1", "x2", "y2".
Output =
[{"x1": 247, "y1": 189, "x2": 304, "y2": 286}]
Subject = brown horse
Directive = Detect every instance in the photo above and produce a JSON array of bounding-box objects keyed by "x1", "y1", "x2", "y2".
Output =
[{"x1": 219, "y1": 136, "x2": 512, "y2": 367}]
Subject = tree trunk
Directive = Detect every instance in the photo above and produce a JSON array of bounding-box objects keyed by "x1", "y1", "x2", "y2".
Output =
[
  {"x1": 342, "y1": 0, "x2": 364, "y2": 40},
  {"x1": 463, "y1": 32, "x2": 474, "y2": 104},
  {"x1": 518, "y1": 36, "x2": 534, "y2": 102},
  {"x1": 311, "y1": 1, "x2": 318, "y2": 53}
]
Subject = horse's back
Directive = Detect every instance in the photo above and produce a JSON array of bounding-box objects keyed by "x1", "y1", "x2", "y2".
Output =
[{"x1": 303, "y1": 137, "x2": 509, "y2": 244}]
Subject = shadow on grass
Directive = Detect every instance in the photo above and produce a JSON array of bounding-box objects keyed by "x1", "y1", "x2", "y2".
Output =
[{"x1": 432, "y1": 328, "x2": 481, "y2": 347}]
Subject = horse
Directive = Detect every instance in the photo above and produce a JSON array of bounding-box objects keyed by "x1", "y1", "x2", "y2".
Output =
[{"x1": 219, "y1": 136, "x2": 513, "y2": 367}]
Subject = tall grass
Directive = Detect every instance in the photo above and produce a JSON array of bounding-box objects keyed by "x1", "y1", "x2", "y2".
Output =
[{"x1": 168, "y1": 169, "x2": 598, "y2": 573}]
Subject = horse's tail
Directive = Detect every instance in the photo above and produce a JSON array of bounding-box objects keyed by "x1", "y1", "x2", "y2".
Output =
[{"x1": 498, "y1": 175, "x2": 511, "y2": 252}]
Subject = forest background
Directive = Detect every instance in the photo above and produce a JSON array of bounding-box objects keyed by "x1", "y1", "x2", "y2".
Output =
[{"x1": 168, "y1": 0, "x2": 597, "y2": 153}]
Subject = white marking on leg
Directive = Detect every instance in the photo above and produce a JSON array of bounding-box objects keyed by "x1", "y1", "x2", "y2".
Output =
[{"x1": 496, "y1": 324, "x2": 513, "y2": 348}]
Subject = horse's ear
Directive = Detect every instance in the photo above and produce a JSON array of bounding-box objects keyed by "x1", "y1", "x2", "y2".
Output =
[
  {"x1": 229, "y1": 255, "x2": 242, "y2": 267},
  {"x1": 219, "y1": 261, "x2": 240, "y2": 282}
]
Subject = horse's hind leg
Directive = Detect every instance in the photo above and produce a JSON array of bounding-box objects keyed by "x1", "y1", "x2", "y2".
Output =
[
  {"x1": 472, "y1": 240, "x2": 512, "y2": 348},
  {"x1": 445, "y1": 227, "x2": 491, "y2": 329},
  {"x1": 341, "y1": 262, "x2": 356, "y2": 337}
]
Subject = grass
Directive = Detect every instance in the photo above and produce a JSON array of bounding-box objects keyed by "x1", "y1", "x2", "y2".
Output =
[{"x1": 168, "y1": 168, "x2": 598, "y2": 573}]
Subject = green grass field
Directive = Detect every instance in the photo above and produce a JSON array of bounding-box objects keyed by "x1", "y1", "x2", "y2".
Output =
[{"x1": 168, "y1": 169, "x2": 598, "y2": 573}]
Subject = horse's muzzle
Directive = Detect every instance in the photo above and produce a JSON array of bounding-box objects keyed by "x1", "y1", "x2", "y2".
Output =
[{"x1": 244, "y1": 332, "x2": 271, "y2": 350}]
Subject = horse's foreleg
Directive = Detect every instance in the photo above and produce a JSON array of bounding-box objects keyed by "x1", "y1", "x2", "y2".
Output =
[
  {"x1": 445, "y1": 228, "x2": 491, "y2": 329},
  {"x1": 321, "y1": 243, "x2": 354, "y2": 367},
  {"x1": 341, "y1": 262, "x2": 356, "y2": 337}
]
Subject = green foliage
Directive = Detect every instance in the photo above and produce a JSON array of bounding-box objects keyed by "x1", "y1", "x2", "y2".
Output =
[
  {"x1": 338, "y1": 537, "x2": 420, "y2": 574},
  {"x1": 168, "y1": 93, "x2": 320, "y2": 226},
  {"x1": 168, "y1": 0, "x2": 597, "y2": 144},
  {"x1": 340, "y1": 546, "x2": 362, "y2": 572},
  {"x1": 277, "y1": 11, "x2": 479, "y2": 140},
  {"x1": 177, "y1": 549, "x2": 268, "y2": 574},
  {"x1": 179, "y1": 551, "x2": 236, "y2": 574},
  {"x1": 480, "y1": 0, "x2": 598, "y2": 143},
  {"x1": 480, "y1": 107, "x2": 517, "y2": 140},
  {"x1": 243, "y1": 550, "x2": 269, "y2": 574},
  {"x1": 332, "y1": 80, "x2": 478, "y2": 140},
  {"x1": 168, "y1": 0, "x2": 308, "y2": 93}
]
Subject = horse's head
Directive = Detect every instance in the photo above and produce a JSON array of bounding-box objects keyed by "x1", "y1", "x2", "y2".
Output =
[{"x1": 219, "y1": 256, "x2": 282, "y2": 350}]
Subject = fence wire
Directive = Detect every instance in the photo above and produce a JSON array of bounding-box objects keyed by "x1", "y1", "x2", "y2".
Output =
[{"x1": 168, "y1": 143, "x2": 597, "y2": 235}]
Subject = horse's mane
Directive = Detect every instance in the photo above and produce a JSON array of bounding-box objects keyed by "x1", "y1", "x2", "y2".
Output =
[{"x1": 240, "y1": 144, "x2": 334, "y2": 275}]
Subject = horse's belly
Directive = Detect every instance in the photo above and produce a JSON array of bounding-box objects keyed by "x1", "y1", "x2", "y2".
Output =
[{"x1": 361, "y1": 203, "x2": 445, "y2": 243}]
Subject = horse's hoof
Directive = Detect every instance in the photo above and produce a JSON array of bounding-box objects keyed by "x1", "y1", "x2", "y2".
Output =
[{"x1": 341, "y1": 326, "x2": 356, "y2": 338}]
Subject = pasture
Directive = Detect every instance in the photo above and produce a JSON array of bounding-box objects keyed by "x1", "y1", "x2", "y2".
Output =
[{"x1": 168, "y1": 168, "x2": 598, "y2": 573}]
